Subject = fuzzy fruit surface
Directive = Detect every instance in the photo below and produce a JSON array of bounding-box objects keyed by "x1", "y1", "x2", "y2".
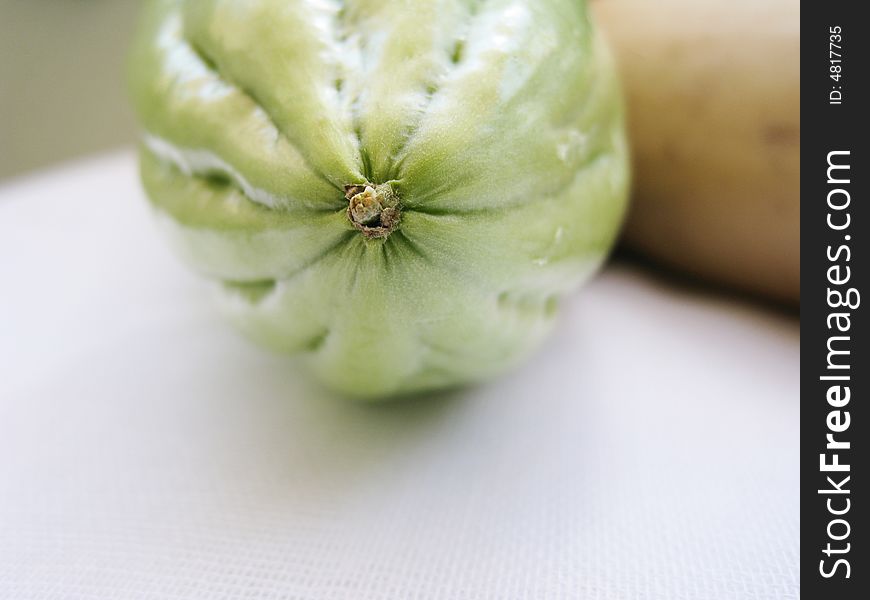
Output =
[{"x1": 129, "y1": 0, "x2": 629, "y2": 399}]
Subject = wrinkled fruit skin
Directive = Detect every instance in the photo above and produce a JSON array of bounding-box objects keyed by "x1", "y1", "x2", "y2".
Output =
[{"x1": 129, "y1": 0, "x2": 629, "y2": 399}]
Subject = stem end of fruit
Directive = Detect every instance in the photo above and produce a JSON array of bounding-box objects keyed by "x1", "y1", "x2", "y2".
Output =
[{"x1": 345, "y1": 183, "x2": 400, "y2": 239}]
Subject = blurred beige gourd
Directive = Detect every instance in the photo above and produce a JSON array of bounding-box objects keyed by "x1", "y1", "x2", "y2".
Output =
[{"x1": 591, "y1": 0, "x2": 800, "y2": 303}]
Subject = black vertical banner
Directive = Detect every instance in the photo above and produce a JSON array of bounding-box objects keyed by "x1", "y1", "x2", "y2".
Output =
[{"x1": 802, "y1": 1, "x2": 868, "y2": 597}]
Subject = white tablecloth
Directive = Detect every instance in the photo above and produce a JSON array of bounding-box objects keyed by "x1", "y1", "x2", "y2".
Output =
[{"x1": 0, "y1": 152, "x2": 799, "y2": 599}]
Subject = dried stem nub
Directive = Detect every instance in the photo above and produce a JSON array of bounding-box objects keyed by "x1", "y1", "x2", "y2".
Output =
[{"x1": 344, "y1": 183, "x2": 401, "y2": 239}]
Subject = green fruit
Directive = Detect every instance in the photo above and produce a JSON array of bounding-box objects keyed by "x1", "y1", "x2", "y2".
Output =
[{"x1": 128, "y1": 0, "x2": 629, "y2": 399}]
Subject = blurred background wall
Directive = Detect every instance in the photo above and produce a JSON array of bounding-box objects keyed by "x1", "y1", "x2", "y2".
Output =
[{"x1": 0, "y1": 0, "x2": 140, "y2": 180}]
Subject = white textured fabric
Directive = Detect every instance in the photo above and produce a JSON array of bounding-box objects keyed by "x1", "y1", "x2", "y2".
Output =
[{"x1": 0, "y1": 152, "x2": 799, "y2": 599}]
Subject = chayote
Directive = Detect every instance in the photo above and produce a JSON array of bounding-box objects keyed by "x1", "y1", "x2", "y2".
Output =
[{"x1": 129, "y1": 0, "x2": 629, "y2": 399}]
